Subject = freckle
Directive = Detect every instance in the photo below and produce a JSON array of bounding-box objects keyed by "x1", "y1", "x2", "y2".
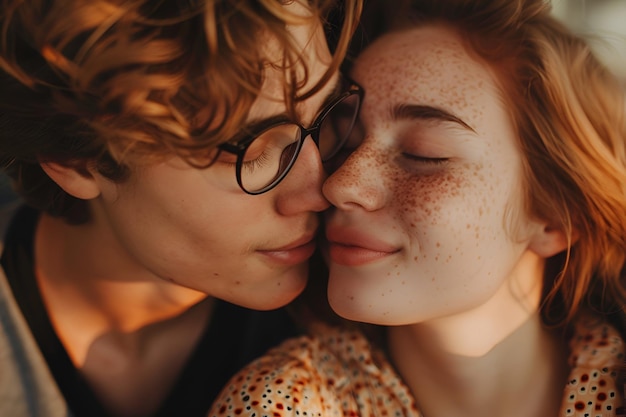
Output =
[
  {"x1": 436, "y1": 242, "x2": 441, "y2": 248},
  {"x1": 414, "y1": 256, "x2": 418, "y2": 261},
  {"x1": 235, "y1": 280, "x2": 241, "y2": 285},
  {"x1": 349, "y1": 296, "x2": 354, "y2": 300},
  {"x1": 213, "y1": 272, "x2": 220, "y2": 276}
]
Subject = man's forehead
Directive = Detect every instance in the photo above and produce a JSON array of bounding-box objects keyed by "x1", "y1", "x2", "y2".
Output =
[{"x1": 245, "y1": 70, "x2": 341, "y2": 127}]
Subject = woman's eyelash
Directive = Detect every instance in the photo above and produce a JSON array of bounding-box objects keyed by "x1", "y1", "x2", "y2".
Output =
[{"x1": 401, "y1": 153, "x2": 450, "y2": 165}]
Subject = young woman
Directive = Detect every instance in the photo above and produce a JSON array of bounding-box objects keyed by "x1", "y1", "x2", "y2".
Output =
[
  {"x1": 0, "y1": 1, "x2": 362, "y2": 416},
  {"x1": 209, "y1": 0, "x2": 626, "y2": 416}
]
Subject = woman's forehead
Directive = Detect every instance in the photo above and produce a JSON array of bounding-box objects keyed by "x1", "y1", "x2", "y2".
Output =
[
  {"x1": 353, "y1": 25, "x2": 502, "y2": 133},
  {"x1": 355, "y1": 25, "x2": 475, "y2": 78}
]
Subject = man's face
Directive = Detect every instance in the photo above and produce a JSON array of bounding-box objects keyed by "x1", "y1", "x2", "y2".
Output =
[{"x1": 87, "y1": 2, "x2": 335, "y2": 310}]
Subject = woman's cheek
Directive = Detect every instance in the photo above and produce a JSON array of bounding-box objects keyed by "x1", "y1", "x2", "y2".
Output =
[{"x1": 394, "y1": 167, "x2": 471, "y2": 228}]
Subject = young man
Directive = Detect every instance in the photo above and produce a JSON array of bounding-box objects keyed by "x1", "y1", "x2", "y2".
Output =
[{"x1": 0, "y1": 1, "x2": 362, "y2": 416}]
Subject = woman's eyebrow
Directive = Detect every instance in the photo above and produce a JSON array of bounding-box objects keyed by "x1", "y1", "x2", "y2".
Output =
[{"x1": 391, "y1": 104, "x2": 476, "y2": 132}]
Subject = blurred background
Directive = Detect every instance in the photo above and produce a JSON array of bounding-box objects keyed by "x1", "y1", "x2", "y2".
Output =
[
  {"x1": 0, "y1": 0, "x2": 625, "y2": 205},
  {"x1": 0, "y1": 174, "x2": 14, "y2": 205},
  {"x1": 552, "y1": 0, "x2": 626, "y2": 82}
]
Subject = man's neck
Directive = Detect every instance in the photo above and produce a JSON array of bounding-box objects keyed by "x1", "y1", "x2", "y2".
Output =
[
  {"x1": 34, "y1": 211, "x2": 209, "y2": 365},
  {"x1": 34, "y1": 212, "x2": 215, "y2": 416}
]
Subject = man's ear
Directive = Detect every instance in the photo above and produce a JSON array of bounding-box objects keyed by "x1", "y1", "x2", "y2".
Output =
[
  {"x1": 40, "y1": 161, "x2": 101, "y2": 200},
  {"x1": 528, "y1": 224, "x2": 576, "y2": 258}
]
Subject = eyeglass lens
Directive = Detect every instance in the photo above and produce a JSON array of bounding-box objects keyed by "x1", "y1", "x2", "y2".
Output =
[
  {"x1": 239, "y1": 124, "x2": 301, "y2": 192},
  {"x1": 318, "y1": 93, "x2": 361, "y2": 161},
  {"x1": 239, "y1": 91, "x2": 360, "y2": 193}
]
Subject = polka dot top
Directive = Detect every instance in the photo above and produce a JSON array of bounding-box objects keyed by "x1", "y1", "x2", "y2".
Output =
[
  {"x1": 209, "y1": 315, "x2": 625, "y2": 417},
  {"x1": 562, "y1": 314, "x2": 625, "y2": 416}
]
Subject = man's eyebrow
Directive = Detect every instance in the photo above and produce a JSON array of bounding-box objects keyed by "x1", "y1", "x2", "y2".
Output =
[
  {"x1": 234, "y1": 114, "x2": 291, "y2": 138},
  {"x1": 232, "y1": 77, "x2": 345, "y2": 141},
  {"x1": 392, "y1": 104, "x2": 476, "y2": 132},
  {"x1": 319, "y1": 78, "x2": 345, "y2": 109}
]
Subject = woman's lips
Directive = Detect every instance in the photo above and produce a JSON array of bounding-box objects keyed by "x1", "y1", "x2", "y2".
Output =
[
  {"x1": 325, "y1": 227, "x2": 400, "y2": 266},
  {"x1": 327, "y1": 243, "x2": 398, "y2": 266}
]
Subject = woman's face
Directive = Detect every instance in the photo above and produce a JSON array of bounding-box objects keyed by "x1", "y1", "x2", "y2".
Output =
[{"x1": 322, "y1": 25, "x2": 546, "y2": 325}]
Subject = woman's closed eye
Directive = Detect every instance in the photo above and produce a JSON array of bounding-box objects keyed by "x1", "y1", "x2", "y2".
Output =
[{"x1": 401, "y1": 153, "x2": 450, "y2": 165}]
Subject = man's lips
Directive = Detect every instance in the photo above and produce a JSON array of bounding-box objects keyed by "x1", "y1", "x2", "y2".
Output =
[
  {"x1": 257, "y1": 234, "x2": 317, "y2": 265},
  {"x1": 325, "y1": 227, "x2": 400, "y2": 266}
]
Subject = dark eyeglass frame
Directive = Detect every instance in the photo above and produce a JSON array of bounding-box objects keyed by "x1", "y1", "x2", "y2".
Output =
[{"x1": 216, "y1": 81, "x2": 364, "y2": 195}]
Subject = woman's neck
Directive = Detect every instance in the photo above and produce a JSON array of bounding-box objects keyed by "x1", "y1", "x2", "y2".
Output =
[
  {"x1": 388, "y1": 315, "x2": 568, "y2": 417},
  {"x1": 386, "y1": 250, "x2": 570, "y2": 417},
  {"x1": 388, "y1": 312, "x2": 569, "y2": 417}
]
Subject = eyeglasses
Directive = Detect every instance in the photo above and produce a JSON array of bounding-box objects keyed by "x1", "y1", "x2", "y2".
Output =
[{"x1": 215, "y1": 82, "x2": 363, "y2": 195}]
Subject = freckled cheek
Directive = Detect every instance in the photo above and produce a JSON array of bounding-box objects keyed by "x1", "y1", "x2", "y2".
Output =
[
  {"x1": 392, "y1": 170, "x2": 474, "y2": 228},
  {"x1": 392, "y1": 165, "x2": 504, "y2": 244}
]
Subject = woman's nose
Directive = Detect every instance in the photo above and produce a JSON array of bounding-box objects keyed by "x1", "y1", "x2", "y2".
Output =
[{"x1": 322, "y1": 141, "x2": 388, "y2": 212}]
